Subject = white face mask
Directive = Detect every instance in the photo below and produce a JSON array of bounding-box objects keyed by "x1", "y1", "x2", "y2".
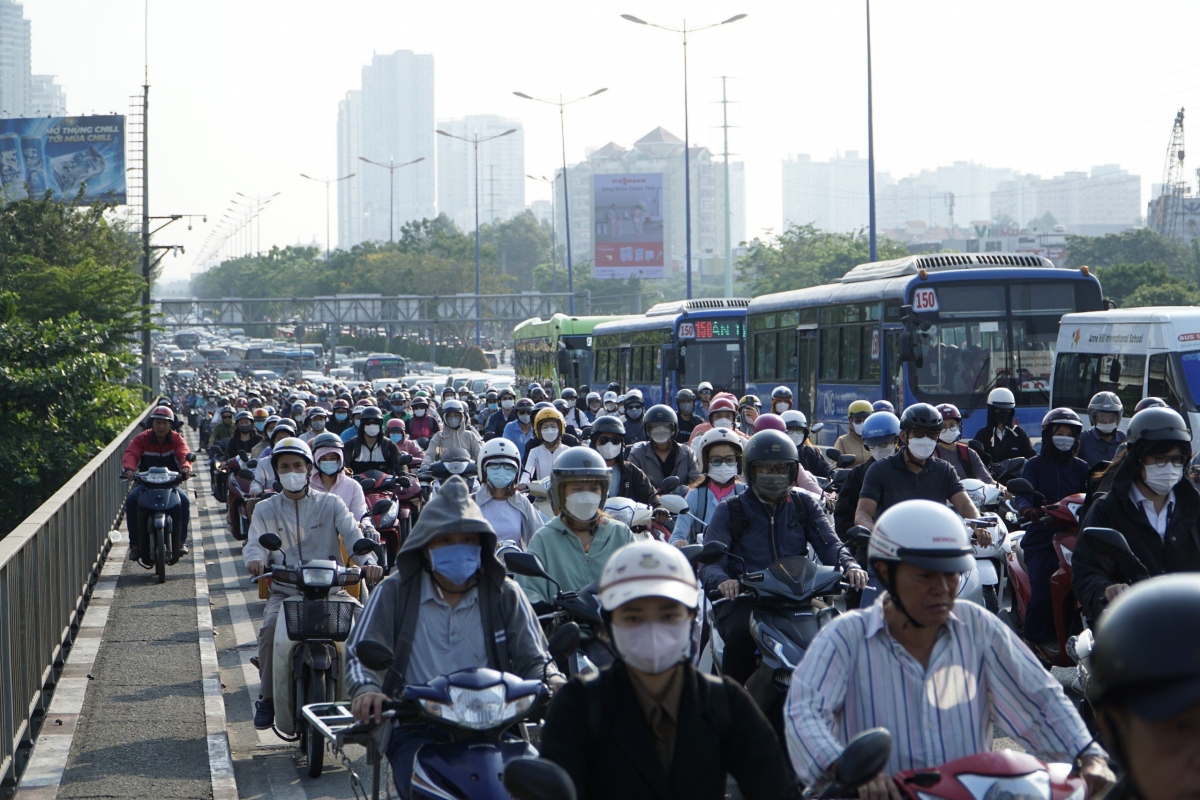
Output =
[
  {"x1": 363, "y1": 424, "x2": 381, "y2": 437},
  {"x1": 649, "y1": 427, "x2": 673, "y2": 445},
  {"x1": 907, "y1": 437, "x2": 937, "y2": 460},
  {"x1": 708, "y1": 463, "x2": 738, "y2": 484},
  {"x1": 1143, "y1": 463, "x2": 1183, "y2": 495},
  {"x1": 712, "y1": 417, "x2": 733, "y2": 429},
  {"x1": 773, "y1": 402, "x2": 789, "y2": 414},
  {"x1": 446, "y1": 415, "x2": 462, "y2": 429},
  {"x1": 939, "y1": 427, "x2": 961, "y2": 444},
  {"x1": 1095, "y1": 422, "x2": 1118, "y2": 434},
  {"x1": 597, "y1": 442, "x2": 623, "y2": 460},
  {"x1": 1052, "y1": 435, "x2": 1075, "y2": 452},
  {"x1": 869, "y1": 444, "x2": 895, "y2": 462},
  {"x1": 788, "y1": 431, "x2": 805, "y2": 446},
  {"x1": 851, "y1": 422, "x2": 864, "y2": 435},
  {"x1": 541, "y1": 424, "x2": 560, "y2": 443},
  {"x1": 518, "y1": 413, "x2": 532, "y2": 425},
  {"x1": 413, "y1": 408, "x2": 426, "y2": 417},
  {"x1": 612, "y1": 619, "x2": 692, "y2": 675},
  {"x1": 564, "y1": 490, "x2": 601, "y2": 521},
  {"x1": 501, "y1": 399, "x2": 515, "y2": 411},
  {"x1": 279, "y1": 471, "x2": 308, "y2": 493},
  {"x1": 605, "y1": 403, "x2": 618, "y2": 413}
]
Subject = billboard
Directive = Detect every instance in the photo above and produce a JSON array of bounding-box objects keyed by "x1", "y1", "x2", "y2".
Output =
[
  {"x1": 0, "y1": 115, "x2": 125, "y2": 205},
  {"x1": 593, "y1": 172, "x2": 664, "y2": 279}
]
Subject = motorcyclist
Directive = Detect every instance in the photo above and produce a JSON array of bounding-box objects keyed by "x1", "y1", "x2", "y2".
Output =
[
  {"x1": 686, "y1": 394, "x2": 746, "y2": 448},
  {"x1": 835, "y1": 411, "x2": 900, "y2": 540},
  {"x1": 1012, "y1": 408, "x2": 1089, "y2": 649},
  {"x1": 251, "y1": 407, "x2": 270, "y2": 435},
  {"x1": 701, "y1": 429, "x2": 866, "y2": 683},
  {"x1": 345, "y1": 407, "x2": 410, "y2": 475},
  {"x1": 1086, "y1": 575, "x2": 1200, "y2": 800},
  {"x1": 385, "y1": 418, "x2": 424, "y2": 467},
  {"x1": 627, "y1": 405, "x2": 702, "y2": 496},
  {"x1": 406, "y1": 395, "x2": 440, "y2": 442},
  {"x1": 971, "y1": 387, "x2": 1036, "y2": 463},
  {"x1": 784, "y1": 500, "x2": 1112, "y2": 796},
  {"x1": 211, "y1": 406, "x2": 235, "y2": 444},
  {"x1": 737, "y1": 394, "x2": 761, "y2": 436},
  {"x1": 522, "y1": 406, "x2": 573, "y2": 485},
  {"x1": 669, "y1": 427, "x2": 748, "y2": 545},
  {"x1": 346, "y1": 476, "x2": 561, "y2": 799},
  {"x1": 1074, "y1": 407, "x2": 1200, "y2": 622},
  {"x1": 540, "y1": 540, "x2": 796, "y2": 800},
  {"x1": 475, "y1": 438, "x2": 540, "y2": 548},
  {"x1": 590, "y1": 414, "x2": 662, "y2": 510},
  {"x1": 485, "y1": 387, "x2": 517, "y2": 439},
  {"x1": 854, "y1": 403, "x2": 980, "y2": 532},
  {"x1": 298, "y1": 407, "x2": 328, "y2": 443},
  {"x1": 243, "y1": 437, "x2": 382, "y2": 730},
  {"x1": 696, "y1": 381, "x2": 714, "y2": 419},
  {"x1": 674, "y1": 388, "x2": 703, "y2": 443},
  {"x1": 249, "y1": 419, "x2": 297, "y2": 495},
  {"x1": 933, "y1": 403, "x2": 993, "y2": 483},
  {"x1": 781, "y1": 409, "x2": 832, "y2": 481},
  {"x1": 425, "y1": 398, "x2": 483, "y2": 463},
  {"x1": 602, "y1": 390, "x2": 620, "y2": 416},
  {"x1": 769, "y1": 385, "x2": 793, "y2": 416},
  {"x1": 518, "y1": 448, "x2": 636, "y2": 607},
  {"x1": 221, "y1": 410, "x2": 264, "y2": 460},
  {"x1": 122, "y1": 406, "x2": 193, "y2": 564},
  {"x1": 834, "y1": 399, "x2": 873, "y2": 466},
  {"x1": 477, "y1": 389, "x2": 499, "y2": 428},
  {"x1": 251, "y1": 416, "x2": 280, "y2": 458},
  {"x1": 872, "y1": 399, "x2": 895, "y2": 414},
  {"x1": 308, "y1": 432, "x2": 375, "y2": 538},
  {"x1": 1079, "y1": 391, "x2": 1127, "y2": 471},
  {"x1": 621, "y1": 389, "x2": 647, "y2": 444},
  {"x1": 561, "y1": 387, "x2": 587, "y2": 432},
  {"x1": 326, "y1": 398, "x2": 353, "y2": 435},
  {"x1": 584, "y1": 391, "x2": 603, "y2": 423},
  {"x1": 503, "y1": 397, "x2": 537, "y2": 452}
]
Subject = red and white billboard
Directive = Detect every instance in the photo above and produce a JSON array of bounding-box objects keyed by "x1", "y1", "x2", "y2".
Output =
[{"x1": 593, "y1": 173, "x2": 664, "y2": 279}]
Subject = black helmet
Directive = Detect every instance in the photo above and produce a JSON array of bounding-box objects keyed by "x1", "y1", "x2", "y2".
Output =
[
  {"x1": 643, "y1": 404, "x2": 678, "y2": 434},
  {"x1": 743, "y1": 429, "x2": 799, "y2": 468},
  {"x1": 1040, "y1": 407, "x2": 1083, "y2": 441},
  {"x1": 590, "y1": 415, "x2": 626, "y2": 437},
  {"x1": 770, "y1": 386, "x2": 794, "y2": 401},
  {"x1": 675, "y1": 388, "x2": 696, "y2": 403},
  {"x1": 515, "y1": 397, "x2": 535, "y2": 412},
  {"x1": 1127, "y1": 406, "x2": 1190, "y2": 446},
  {"x1": 1088, "y1": 574, "x2": 1200, "y2": 721},
  {"x1": 550, "y1": 447, "x2": 613, "y2": 511},
  {"x1": 359, "y1": 406, "x2": 384, "y2": 422},
  {"x1": 1134, "y1": 396, "x2": 1169, "y2": 412},
  {"x1": 900, "y1": 403, "x2": 942, "y2": 433},
  {"x1": 561, "y1": 387, "x2": 578, "y2": 400},
  {"x1": 1087, "y1": 391, "x2": 1123, "y2": 423}
]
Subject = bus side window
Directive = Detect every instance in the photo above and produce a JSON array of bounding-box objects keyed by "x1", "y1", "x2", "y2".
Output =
[{"x1": 1148, "y1": 353, "x2": 1186, "y2": 413}]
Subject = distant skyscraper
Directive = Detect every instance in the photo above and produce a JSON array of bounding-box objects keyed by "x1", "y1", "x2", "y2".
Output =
[
  {"x1": 337, "y1": 50, "x2": 435, "y2": 248},
  {"x1": 782, "y1": 151, "x2": 872, "y2": 233},
  {"x1": 992, "y1": 165, "x2": 1141, "y2": 231},
  {"x1": 29, "y1": 74, "x2": 63, "y2": 115},
  {"x1": 436, "y1": 114, "x2": 524, "y2": 233},
  {"x1": 0, "y1": 0, "x2": 31, "y2": 117}
]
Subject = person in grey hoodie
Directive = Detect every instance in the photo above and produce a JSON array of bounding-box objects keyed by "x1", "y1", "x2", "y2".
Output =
[{"x1": 345, "y1": 475, "x2": 561, "y2": 799}]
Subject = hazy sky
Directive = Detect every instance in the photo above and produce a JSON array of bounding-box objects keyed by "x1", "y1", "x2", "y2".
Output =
[{"x1": 23, "y1": 0, "x2": 1200, "y2": 282}]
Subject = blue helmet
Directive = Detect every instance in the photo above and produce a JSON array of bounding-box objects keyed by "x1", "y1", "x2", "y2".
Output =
[
  {"x1": 871, "y1": 399, "x2": 895, "y2": 414},
  {"x1": 861, "y1": 411, "x2": 901, "y2": 447}
]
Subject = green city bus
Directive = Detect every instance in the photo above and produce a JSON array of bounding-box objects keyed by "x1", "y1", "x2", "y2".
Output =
[{"x1": 513, "y1": 313, "x2": 628, "y2": 392}]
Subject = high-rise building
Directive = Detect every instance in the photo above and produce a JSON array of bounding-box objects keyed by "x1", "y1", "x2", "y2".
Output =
[
  {"x1": 337, "y1": 50, "x2": 435, "y2": 248},
  {"x1": 0, "y1": 0, "x2": 31, "y2": 118},
  {"x1": 29, "y1": 74, "x2": 63, "y2": 115},
  {"x1": 436, "y1": 114, "x2": 524, "y2": 233},
  {"x1": 781, "y1": 151, "x2": 873, "y2": 233},
  {"x1": 991, "y1": 165, "x2": 1141, "y2": 232},
  {"x1": 558, "y1": 127, "x2": 745, "y2": 283}
]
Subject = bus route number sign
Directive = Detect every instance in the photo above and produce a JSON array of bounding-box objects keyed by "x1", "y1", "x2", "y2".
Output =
[{"x1": 913, "y1": 287, "x2": 939, "y2": 312}]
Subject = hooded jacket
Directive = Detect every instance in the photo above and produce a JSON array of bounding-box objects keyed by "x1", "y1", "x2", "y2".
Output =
[
  {"x1": 345, "y1": 476, "x2": 555, "y2": 697},
  {"x1": 972, "y1": 407, "x2": 1036, "y2": 463},
  {"x1": 308, "y1": 449, "x2": 370, "y2": 523},
  {"x1": 425, "y1": 426, "x2": 483, "y2": 463}
]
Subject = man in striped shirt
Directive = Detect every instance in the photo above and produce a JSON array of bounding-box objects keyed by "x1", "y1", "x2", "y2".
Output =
[{"x1": 785, "y1": 500, "x2": 1114, "y2": 799}]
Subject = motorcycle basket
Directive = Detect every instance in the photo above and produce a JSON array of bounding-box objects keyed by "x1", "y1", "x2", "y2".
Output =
[{"x1": 284, "y1": 599, "x2": 355, "y2": 641}]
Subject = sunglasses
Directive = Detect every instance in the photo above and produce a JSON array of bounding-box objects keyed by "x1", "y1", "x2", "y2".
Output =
[{"x1": 594, "y1": 436, "x2": 623, "y2": 447}]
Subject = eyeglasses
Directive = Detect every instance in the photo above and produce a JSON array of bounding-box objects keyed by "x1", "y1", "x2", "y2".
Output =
[
  {"x1": 755, "y1": 462, "x2": 793, "y2": 475},
  {"x1": 1146, "y1": 454, "x2": 1188, "y2": 467},
  {"x1": 708, "y1": 455, "x2": 739, "y2": 467},
  {"x1": 594, "y1": 436, "x2": 622, "y2": 446}
]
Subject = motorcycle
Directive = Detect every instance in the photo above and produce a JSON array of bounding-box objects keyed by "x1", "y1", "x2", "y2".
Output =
[
  {"x1": 852, "y1": 525, "x2": 988, "y2": 610},
  {"x1": 127, "y1": 453, "x2": 196, "y2": 584},
  {"x1": 961, "y1": 479, "x2": 1014, "y2": 614},
  {"x1": 602, "y1": 496, "x2": 673, "y2": 542},
  {"x1": 226, "y1": 455, "x2": 258, "y2": 541},
  {"x1": 807, "y1": 726, "x2": 1085, "y2": 800},
  {"x1": 208, "y1": 445, "x2": 229, "y2": 502},
  {"x1": 356, "y1": 463, "x2": 420, "y2": 573},
  {"x1": 419, "y1": 455, "x2": 479, "y2": 501},
  {"x1": 1003, "y1": 477, "x2": 1086, "y2": 668},
  {"x1": 255, "y1": 532, "x2": 374, "y2": 777}
]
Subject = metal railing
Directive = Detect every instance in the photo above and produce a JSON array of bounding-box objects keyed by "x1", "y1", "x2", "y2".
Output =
[{"x1": 0, "y1": 407, "x2": 150, "y2": 796}]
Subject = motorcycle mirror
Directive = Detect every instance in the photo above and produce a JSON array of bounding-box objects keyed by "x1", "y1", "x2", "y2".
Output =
[
  {"x1": 546, "y1": 622, "x2": 580, "y2": 661},
  {"x1": 967, "y1": 439, "x2": 991, "y2": 464},
  {"x1": 415, "y1": 437, "x2": 430, "y2": 449},
  {"x1": 678, "y1": 543, "x2": 704, "y2": 563},
  {"x1": 272, "y1": 481, "x2": 283, "y2": 493},
  {"x1": 825, "y1": 447, "x2": 842, "y2": 462},
  {"x1": 186, "y1": 452, "x2": 198, "y2": 463},
  {"x1": 837, "y1": 454, "x2": 857, "y2": 468},
  {"x1": 238, "y1": 468, "x2": 256, "y2": 481},
  {"x1": 503, "y1": 551, "x2": 552, "y2": 581},
  {"x1": 354, "y1": 639, "x2": 395, "y2": 672},
  {"x1": 834, "y1": 727, "x2": 893, "y2": 791},
  {"x1": 396, "y1": 452, "x2": 413, "y2": 466},
  {"x1": 1007, "y1": 478, "x2": 1035, "y2": 496},
  {"x1": 847, "y1": 525, "x2": 873, "y2": 546},
  {"x1": 697, "y1": 539, "x2": 728, "y2": 564},
  {"x1": 503, "y1": 758, "x2": 578, "y2": 800},
  {"x1": 247, "y1": 459, "x2": 258, "y2": 469},
  {"x1": 1081, "y1": 527, "x2": 1137, "y2": 559},
  {"x1": 658, "y1": 494, "x2": 689, "y2": 515},
  {"x1": 660, "y1": 476, "x2": 681, "y2": 494},
  {"x1": 258, "y1": 533, "x2": 282, "y2": 552},
  {"x1": 811, "y1": 421, "x2": 825, "y2": 434},
  {"x1": 371, "y1": 499, "x2": 392, "y2": 516},
  {"x1": 352, "y1": 537, "x2": 377, "y2": 556}
]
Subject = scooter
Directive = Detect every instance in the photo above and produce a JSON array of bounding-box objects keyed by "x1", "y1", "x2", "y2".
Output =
[
  {"x1": 255, "y1": 532, "x2": 374, "y2": 778},
  {"x1": 808, "y1": 727, "x2": 1084, "y2": 800},
  {"x1": 852, "y1": 525, "x2": 988, "y2": 610},
  {"x1": 226, "y1": 455, "x2": 258, "y2": 541},
  {"x1": 504, "y1": 551, "x2": 609, "y2": 677},
  {"x1": 208, "y1": 445, "x2": 229, "y2": 502},
  {"x1": 128, "y1": 453, "x2": 196, "y2": 584},
  {"x1": 962, "y1": 479, "x2": 1014, "y2": 614},
  {"x1": 1003, "y1": 478, "x2": 1086, "y2": 668},
  {"x1": 356, "y1": 464, "x2": 420, "y2": 573}
]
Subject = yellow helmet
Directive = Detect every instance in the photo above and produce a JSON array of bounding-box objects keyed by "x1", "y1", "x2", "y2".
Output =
[
  {"x1": 533, "y1": 406, "x2": 565, "y2": 431},
  {"x1": 848, "y1": 400, "x2": 874, "y2": 418}
]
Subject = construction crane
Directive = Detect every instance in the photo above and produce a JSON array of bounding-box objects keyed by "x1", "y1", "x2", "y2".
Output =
[{"x1": 1155, "y1": 107, "x2": 1186, "y2": 239}]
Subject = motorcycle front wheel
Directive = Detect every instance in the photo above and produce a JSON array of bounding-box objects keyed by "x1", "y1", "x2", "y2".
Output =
[{"x1": 154, "y1": 521, "x2": 166, "y2": 583}]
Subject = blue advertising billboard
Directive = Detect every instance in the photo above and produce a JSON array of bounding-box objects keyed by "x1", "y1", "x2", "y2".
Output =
[{"x1": 0, "y1": 115, "x2": 125, "y2": 204}]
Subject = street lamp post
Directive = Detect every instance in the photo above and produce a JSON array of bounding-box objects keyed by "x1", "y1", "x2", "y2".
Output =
[
  {"x1": 300, "y1": 172, "x2": 355, "y2": 261},
  {"x1": 436, "y1": 127, "x2": 518, "y2": 346},
  {"x1": 621, "y1": 13, "x2": 745, "y2": 299},
  {"x1": 526, "y1": 174, "x2": 558, "y2": 294},
  {"x1": 866, "y1": 0, "x2": 877, "y2": 262},
  {"x1": 513, "y1": 88, "x2": 608, "y2": 315},
  {"x1": 235, "y1": 191, "x2": 281, "y2": 255},
  {"x1": 356, "y1": 156, "x2": 425, "y2": 242}
]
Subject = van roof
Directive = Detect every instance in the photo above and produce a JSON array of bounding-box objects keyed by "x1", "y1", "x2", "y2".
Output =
[{"x1": 1061, "y1": 306, "x2": 1200, "y2": 325}]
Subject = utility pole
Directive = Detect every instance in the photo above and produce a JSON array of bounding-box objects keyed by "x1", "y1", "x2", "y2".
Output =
[
  {"x1": 140, "y1": 80, "x2": 152, "y2": 397},
  {"x1": 719, "y1": 76, "x2": 735, "y2": 298},
  {"x1": 866, "y1": 0, "x2": 878, "y2": 262}
]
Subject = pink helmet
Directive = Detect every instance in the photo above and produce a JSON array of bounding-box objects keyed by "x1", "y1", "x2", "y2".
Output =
[
  {"x1": 752, "y1": 412, "x2": 788, "y2": 434},
  {"x1": 708, "y1": 396, "x2": 738, "y2": 415}
]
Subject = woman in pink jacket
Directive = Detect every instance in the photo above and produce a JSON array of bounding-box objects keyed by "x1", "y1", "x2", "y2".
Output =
[{"x1": 307, "y1": 433, "x2": 373, "y2": 533}]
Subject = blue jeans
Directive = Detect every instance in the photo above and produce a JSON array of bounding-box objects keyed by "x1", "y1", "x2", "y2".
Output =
[
  {"x1": 386, "y1": 724, "x2": 452, "y2": 800},
  {"x1": 125, "y1": 484, "x2": 190, "y2": 550},
  {"x1": 1022, "y1": 533, "x2": 1057, "y2": 643}
]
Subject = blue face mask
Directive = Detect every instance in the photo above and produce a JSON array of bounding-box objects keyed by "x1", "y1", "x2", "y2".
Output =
[
  {"x1": 429, "y1": 543, "x2": 481, "y2": 585},
  {"x1": 389, "y1": 433, "x2": 403, "y2": 443},
  {"x1": 254, "y1": 421, "x2": 266, "y2": 431},
  {"x1": 335, "y1": 412, "x2": 348, "y2": 422},
  {"x1": 486, "y1": 464, "x2": 518, "y2": 489},
  {"x1": 488, "y1": 403, "x2": 498, "y2": 411}
]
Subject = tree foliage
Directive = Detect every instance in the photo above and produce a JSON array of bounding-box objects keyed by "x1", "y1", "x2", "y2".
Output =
[
  {"x1": 737, "y1": 224, "x2": 910, "y2": 296},
  {"x1": 1065, "y1": 229, "x2": 1200, "y2": 307}
]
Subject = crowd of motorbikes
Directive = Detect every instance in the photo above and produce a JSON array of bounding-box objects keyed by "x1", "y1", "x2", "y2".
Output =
[{"x1": 138, "y1": 367, "x2": 1146, "y2": 800}]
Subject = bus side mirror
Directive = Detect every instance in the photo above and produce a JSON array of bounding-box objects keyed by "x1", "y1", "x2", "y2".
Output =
[
  {"x1": 557, "y1": 349, "x2": 572, "y2": 377},
  {"x1": 1108, "y1": 357, "x2": 1122, "y2": 384},
  {"x1": 662, "y1": 345, "x2": 680, "y2": 372},
  {"x1": 899, "y1": 331, "x2": 923, "y2": 369}
]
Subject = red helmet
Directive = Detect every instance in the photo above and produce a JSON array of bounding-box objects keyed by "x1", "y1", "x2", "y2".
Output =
[
  {"x1": 234, "y1": 397, "x2": 248, "y2": 408},
  {"x1": 149, "y1": 406, "x2": 175, "y2": 423},
  {"x1": 936, "y1": 403, "x2": 962, "y2": 421},
  {"x1": 752, "y1": 413, "x2": 788, "y2": 434},
  {"x1": 708, "y1": 396, "x2": 738, "y2": 415},
  {"x1": 386, "y1": 418, "x2": 406, "y2": 432}
]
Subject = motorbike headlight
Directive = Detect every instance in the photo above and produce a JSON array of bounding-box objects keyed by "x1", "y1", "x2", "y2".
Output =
[
  {"x1": 380, "y1": 502, "x2": 398, "y2": 528},
  {"x1": 301, "y1": 568, "x2": 334, "y2": 587},
  {"x1": 1059, "y1": 544, "x2": 1073, "y2": 566},
  {"x1": 967, "y1": 487, "x2": 986, "y2": 508},
  {"x1": 418, "y1": 686, "x2": 536, "y2": 731},
  {"x1": 956, "y1": 771, "x2": 1051, "y2": 800},
  {"x1": 605, "y1": 505, "x2": 634, "y2": 528},
  {"x1": 144, "y1": 471, "x2": 173, "y2": 484},
  {"x1": 446, "y1": 462, "x2": 467, "y2": 475}
]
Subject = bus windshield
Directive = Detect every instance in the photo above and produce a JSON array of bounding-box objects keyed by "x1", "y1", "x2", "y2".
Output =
[
  {"x1": 913, "y1": 282, "x2": 1079, "y2": 408},
  {"x1": 683, "y1": 339, "x2": 743, "y2": 395}
]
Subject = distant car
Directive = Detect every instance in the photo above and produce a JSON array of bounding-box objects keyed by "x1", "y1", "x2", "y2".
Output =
[
  {"x1": 216, "y1": 370, "x2": 237, "y2": 382},
  {"x1": 330, "y1": 367, "x2": 355, "y2": 380},
  {"x1": 301, "y1": 371, "x2": 327, "y2": 382},
  {"x1": 249, "y1": 369, "x2": 280, "y2": 381}
]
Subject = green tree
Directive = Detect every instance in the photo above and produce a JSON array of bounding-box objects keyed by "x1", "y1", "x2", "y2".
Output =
[
  {"x1": 1125, "y1": 282, "x2": 1200, "y2": 307},
  {"x1": 480, "y1": 211, "x2": 552, "y2": 290},
  {"x1": 737, "y1": 224, "x2": 909, "y2": 296},
  {"x1": 1065, "y1": 228, "x2": 1197, "y2": 283}
]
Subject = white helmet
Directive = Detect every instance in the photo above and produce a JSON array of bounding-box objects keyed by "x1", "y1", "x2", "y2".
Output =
[
  {"x1": 441, "y1": 398, "x2": 465, "y2": 415},
  {"x1": 693, "y1": 426, "x2": 744, "y2": 466},
  {"x1": 599, "y1": 539, "x2": 698, "y2": 611},
  {"x1": 868, "y1": 500, "x2": 974, "y2": 574},
  {"x1": 780, "y1": 409, "x2": 808, "y2": 430},
  {"x1": 986, "y1": 387, "x2": 1016, "y2": 410},
  {"x1": 602, "y1": 391, "x2": 619, "y2": 404},
  {"x1": 477, "y1": 437, "x2": 521, "y2": 476}
]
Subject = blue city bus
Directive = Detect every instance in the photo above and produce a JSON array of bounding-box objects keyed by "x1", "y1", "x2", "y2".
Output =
[
  {"x1": 745, "y1": 254, "x2": 1104, "y2": 446},
  {"x1": 592, "y1": 298, "x2": 749, "y2": 405}
]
